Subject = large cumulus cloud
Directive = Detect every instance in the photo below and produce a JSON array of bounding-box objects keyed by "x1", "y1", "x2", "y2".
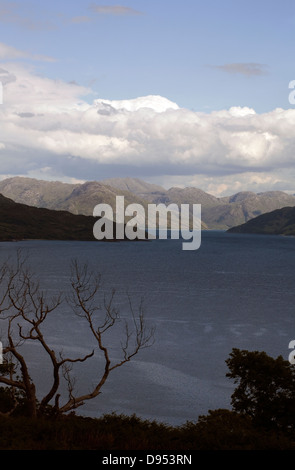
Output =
[{"x1": 0, "y1": 63, "x2": 295, "y2": 194}]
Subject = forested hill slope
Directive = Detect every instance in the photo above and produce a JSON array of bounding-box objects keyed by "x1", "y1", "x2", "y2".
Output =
[
  {"x1": 227, "y1": 206, "x2": 295, "y2": 236},
  {"x1": 0, "y1": 193, "x2": 97, "y2": 241}
]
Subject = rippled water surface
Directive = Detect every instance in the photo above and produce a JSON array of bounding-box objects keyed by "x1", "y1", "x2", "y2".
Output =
[{"x1": 1, "y1": 230, "x2": 294, "y2": 425}]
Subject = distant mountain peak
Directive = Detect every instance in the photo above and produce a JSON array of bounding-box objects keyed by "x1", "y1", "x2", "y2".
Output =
[{"x1": 102, "y1": 177, "x2": 165, "y2": 195}]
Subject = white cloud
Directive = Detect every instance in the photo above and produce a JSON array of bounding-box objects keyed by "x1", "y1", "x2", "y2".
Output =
[
  {"x1": 152, "y1": 171, "x2": 295, "y2": 197},
  {"x1": 0, "y1": 42, "x2": 55, "y2": 62},
  {"x1": 0, "y1": 63, "x2": 90, "y2": 110},
  {"x1": 95, "y1": 95, "x2": 179, "y2": 113},
  {"x1": 1, "y1": 61, "x2": 295, "y2": 194},
  {"x1": 182, "y1": 172, "x2": 291, "y2": 196}
]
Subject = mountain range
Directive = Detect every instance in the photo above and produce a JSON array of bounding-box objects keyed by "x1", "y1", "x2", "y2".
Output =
[
  {"x1": 103, "y1": 178, "x2": 295, "y2": 230},
  {"x1": 0, "y1": 176, "x2": 295, "y2": 231}
]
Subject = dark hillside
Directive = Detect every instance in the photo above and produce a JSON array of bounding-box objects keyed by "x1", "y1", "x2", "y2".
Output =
[
  {"x1": 227, "y1": 206, "x2": 295, "y2": 236},
  {"x1": 0, "y1": 193, "x2": 98, "y2": 241}
]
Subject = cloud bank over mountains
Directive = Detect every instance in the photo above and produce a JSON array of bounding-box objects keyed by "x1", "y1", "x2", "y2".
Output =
[
  {"x1": 95, "y1": 95, "x2": 179, "y2": 113},
  {"x1": 0, "y1": 62, "x2": 295, "y2": 195}
]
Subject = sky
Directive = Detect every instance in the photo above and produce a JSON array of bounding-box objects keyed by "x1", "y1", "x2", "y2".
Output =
[{"x1": 0, "y1": 0, "x2": 295, "y2": 196}]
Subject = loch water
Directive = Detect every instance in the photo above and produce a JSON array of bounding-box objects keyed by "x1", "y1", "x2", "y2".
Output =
[{"x1": 0, "y1": 230, "x2": 294, "y2": 425}]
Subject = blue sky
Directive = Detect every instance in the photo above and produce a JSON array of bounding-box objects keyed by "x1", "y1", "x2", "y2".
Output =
[
  {"x1": 0, "y1": 0, "x2": 295, "y2": 195},
  {"x1": 2, "y1": 0, "x2": 294, "y2": 112}
]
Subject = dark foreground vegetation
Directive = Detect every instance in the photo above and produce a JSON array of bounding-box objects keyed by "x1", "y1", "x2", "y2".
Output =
[
  {"x1": 0, "y1": 409, "x2": 294, "y2": 451},
  {"x1": 1, "y1": 348, "x2": 295, "y2": 450}
]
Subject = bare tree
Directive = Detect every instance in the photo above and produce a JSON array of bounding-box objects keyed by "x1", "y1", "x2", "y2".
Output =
[{"x1": 0, "y1": 251, "x2": 155, "y2": 417}]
